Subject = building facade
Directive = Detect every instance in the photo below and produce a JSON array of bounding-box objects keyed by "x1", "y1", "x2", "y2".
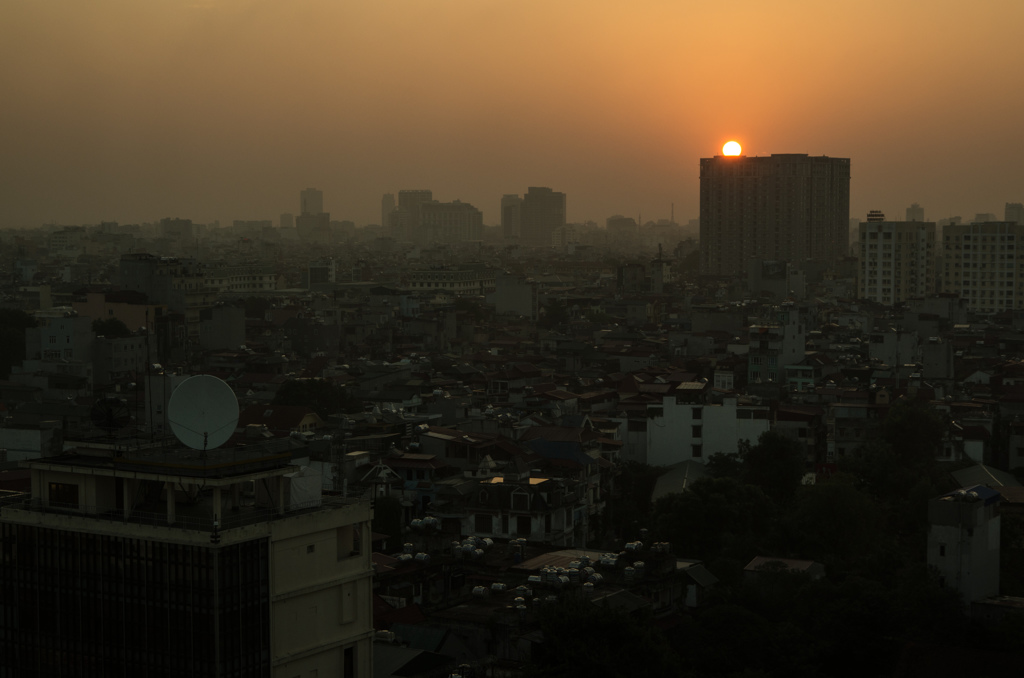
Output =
[
  {"x1": 699, "y1": 153, "x2": 851, "y2": 276},
  {"x1": 519, "y1": 187, "x2": 566, "y2": 248},
  {"x1": 0, "y1": 440, "x2": 375, "y2": 677},
  {"x1": 300, "y1": 188, "x2": 323, "y2": 216},
  {"x1": 941, "y1": 221, "x2": 1024, "y2": 313},
  {"x1": 407, "y1": 265, "x2": 496, "y2": 296},
  {"x1": 858, "y1": 220, "x2": 936, "y2": 304},
  {"x1": 420, "y1": 200, "x2": 483, "y2": 245},
  {"x1": 501, "y1": 194, "x2": 522, "y2": 241}
]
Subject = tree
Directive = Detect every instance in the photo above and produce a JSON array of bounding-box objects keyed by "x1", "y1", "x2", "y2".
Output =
[
  {"x1": 880, "y1": 398, "x2": 946, "y2": 466},
  {"x1": 650, "y1": 477, "x2": 776, "y2": 562},
  {"x1": 92, "y1": 317, "x2": 132, "y2": 338},
  {"x1": 242, "y1": 296, "x2": 272, "y2": 319},
  {"x1": 0, "y1": 309, "x2": 36, "y2": 378},
  {"x1": 741, "y1": 430, "x2": 806, "y2": 504},
  {"x1": 526, "y1": 597, "x2": 681, "y2": 678},
  {"x1": 272, "y1": 378, "x2": 360, "y2": 419}
]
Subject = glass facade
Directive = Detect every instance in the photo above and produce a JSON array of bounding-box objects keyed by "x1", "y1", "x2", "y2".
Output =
[{"x1": 0, "y1": 523, "x2": 270, "y2": 677}]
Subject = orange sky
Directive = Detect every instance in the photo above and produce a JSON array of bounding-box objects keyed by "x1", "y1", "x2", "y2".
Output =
[{"x1": 2, "y1": 0, "x2": 1022, "y2": 229}]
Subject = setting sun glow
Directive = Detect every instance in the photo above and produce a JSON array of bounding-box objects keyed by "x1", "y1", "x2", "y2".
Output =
[{"x1": 723, "y1": 141, "x2": 742, "y2": 156}]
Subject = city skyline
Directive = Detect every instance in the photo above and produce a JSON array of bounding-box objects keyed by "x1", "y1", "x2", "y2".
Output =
[{"x1": 2, "y1": 1, "x2": 1022, "y2": 229}]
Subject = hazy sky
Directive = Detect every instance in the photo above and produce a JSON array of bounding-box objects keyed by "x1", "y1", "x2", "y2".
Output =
[{"x1": 2, "y1": 1, "x2": 1023, "y2": 229}]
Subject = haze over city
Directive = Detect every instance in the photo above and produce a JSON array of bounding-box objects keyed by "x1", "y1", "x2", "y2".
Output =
[{"x1": 2, "y1": 0, "x2": 1022, "y2": 228}]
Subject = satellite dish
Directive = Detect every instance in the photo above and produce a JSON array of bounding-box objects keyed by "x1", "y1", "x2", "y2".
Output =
[{"x1": 168, "y1": 375, "x2": 239, "y2": 452}]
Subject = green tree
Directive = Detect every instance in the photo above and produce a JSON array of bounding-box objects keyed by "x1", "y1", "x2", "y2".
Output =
[
  {"x1": 0, "y1": 309, "x2": 36, "y2": 378},
  {"x1": 650, "y1": 477, "x2": 776, "y2": 562},
  {"x1": 272, "y1": 378, "x2": 359, "y2": 419},
  {"x1": 741, "y1": 430, "x2": 806, "y2": 504},
  {"x1": 526, "y1": 597, "x2": 681, "y2": 678},
  {"x1": 880, "y1": 398, "x2": 945, "y2": 465},
  {"x1": 243, "y1": 296, "x2": 272, "y2": 319},
  {"x1": 92, "y1": 317, "x2": 132, "y2": 338},
  {"x1": 784, "y1": 480, "x2": 886, "y2": 566}
]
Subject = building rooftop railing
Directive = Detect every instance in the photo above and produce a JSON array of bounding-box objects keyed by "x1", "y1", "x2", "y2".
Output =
[{"x1": 0, "y1": 492, "x2": 369, "y2": 533}]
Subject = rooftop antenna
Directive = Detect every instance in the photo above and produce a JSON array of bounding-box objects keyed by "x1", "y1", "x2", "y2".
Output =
[{"x1": 167, "y1": 375, "x2": 239, "y2": 458}]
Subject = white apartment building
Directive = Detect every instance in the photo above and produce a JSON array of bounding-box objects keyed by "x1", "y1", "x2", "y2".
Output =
[
  {"x1": 942, "y1": 222, "x2": 1024, "y2": 313},
  {"x1": 858, "y1": 221, "x2": 936, "y2": 304}
]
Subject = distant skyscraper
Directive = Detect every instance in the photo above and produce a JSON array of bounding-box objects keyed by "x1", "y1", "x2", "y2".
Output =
[
  {"x1": 858, "y1": 220, "x2": 936, "y2": 305},
  {"x1": 519, "y1": 187, "x2": 566, "y2": 248},
  {"x1": 906, "y1": 203, "x2": 925, "y2": 222},
  {"x1": 501, "y1": 194, "x2": 523, "y2": 240},
  {"x1": 1006, "y1": 202, "x2": 1024, "y2": 225},
  {"x1": 394, "y1": 190, "x2": 432, "y2": 242},
  {"x1": 280, "y1": 212, "x2": 294, "y2": 228},
  {"x1": 300, "y1": 188, "x2": 323, "y2": 215},
  {"x1": 699, "y1": 153, "x2": 851, "y2": 276},
  {"x1": 381, "y1": 192, "x2": 395, "y2": 230},
  {"x1": 421, "y1": 200, "x2": 484, "y2": 244}
]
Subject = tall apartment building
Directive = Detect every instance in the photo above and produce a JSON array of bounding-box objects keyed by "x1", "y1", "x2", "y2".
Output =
[
  {"x1": 699, "y1": 153, "x2": 850, "y2": 276},
  {"x1": 858, "y1": 220, "x2": 936, "y2": 305},
  {"x1": 390, "y1": 190, "x2": 433, "y2": 242},
  {"x1": 941, "y1": 221, "x2": 1024, "y2": 313},
  {"x1": 906, "y1": 202, "x2": 925, "y2": 222},
  {"x1": 500, "y1": 194, "x2": 522, "y2": 240},
  {"x1": 1006, "y1": 202, "x2": 1024, "y2": 225},
  {"x1": 0, "y1": 439, "x2": 375, "y2": 677},
  {"x1": 420, "y1": 200, "x2": 483, "y2": 244},
  {"x1": 519, "y1": 187, "x2": 566, "y2": 248},
  {"x1": 300, "y1": 188, "x2": 324, "y2": 216},
  {"x1": 381, "y1": 193, "x2": 395, "y2": 230}
]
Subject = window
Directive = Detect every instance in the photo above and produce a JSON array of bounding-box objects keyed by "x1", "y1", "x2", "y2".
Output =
[
  {"x1": 692, "y1": 444, "x2": 703, "y2": 458},
  {"x1": 516, "y1": 515, "x2": 532, "y2": 536},
  {"x1": 692, "y1": 425, "x2": 702, "y2": 438},
  {"x1": 475, "y1": 513, "x2": 492, "y2": 533},
  {"x1": 307, "y1": 544, "x2": 316, "y2": 554},
  {"x1": 939, "y1": 543, "x2": 946, "y2": 557},
  {"x1": 49, "y1": 482, "x2": 79, "y2": 508},
  {"x1": 692, "y1": 407, "x2": 702, "y2": 419}
]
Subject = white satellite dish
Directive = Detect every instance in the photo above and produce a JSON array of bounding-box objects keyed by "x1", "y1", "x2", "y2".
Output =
[{"x1": 168, "y1": 375, "x2": 239, "y2": 452}]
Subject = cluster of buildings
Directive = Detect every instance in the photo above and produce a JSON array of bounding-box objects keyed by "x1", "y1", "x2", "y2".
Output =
[{"x1": 2, "y1": 158, "x2": 1024, "y2": 674}]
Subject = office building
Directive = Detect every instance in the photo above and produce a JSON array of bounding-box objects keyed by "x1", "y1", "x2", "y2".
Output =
[
  {"x1": 300, "y1": 188, "x2": 324, "y2": 216},
  {"x1": 0, "y1": 438, "x2": 375, "y2": 677},
  {"x1": 500, "y1": 194, "x2": 522, "y2": 240},
  {"x1": 1006, "y1": 202, "x2": 1024, "y2": 225},
  {"x1": 381, "y1": 193, "x2": 395, "y2": 231},
  {"x1": 907, "y1": 203, "x2": 925, "y2": 222},
  {"x1": 699, "y1": 153, "x2": 850, "y2": 276},
  {"x1": 296, "y1": 212, "x2": 331, "y2": 244},
  {"x1": 280, "y1": 213, "x2": 294, "y2": 229},
  {"x1": 390, "y1": 190, "x2": 432, "y2": 242},
  {"x1": 942, "y1": 221, "x2": 1024, "y2": 313},
  {"x1": 420, "y1": 200, "x2": 483, "y2": 244},
  {"x1": 519, "y1": 187, "x2": 566, "y2": 248},
  {"x1": 858, "y1": 220, "x2": 936, "y2": 305}
]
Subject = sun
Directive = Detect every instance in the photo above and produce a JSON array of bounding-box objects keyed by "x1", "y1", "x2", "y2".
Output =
[{"x1": 723, "y1": 140, "x2": 742, "y2": 156}]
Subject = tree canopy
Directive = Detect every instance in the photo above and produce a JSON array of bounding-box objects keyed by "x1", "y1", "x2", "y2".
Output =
[
  {"x1": 0, "y1": 309, "x2": 36, "y2": 378},
  {"x1": 92, "y1": 317, "x2": 132, "y2": 338}
]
